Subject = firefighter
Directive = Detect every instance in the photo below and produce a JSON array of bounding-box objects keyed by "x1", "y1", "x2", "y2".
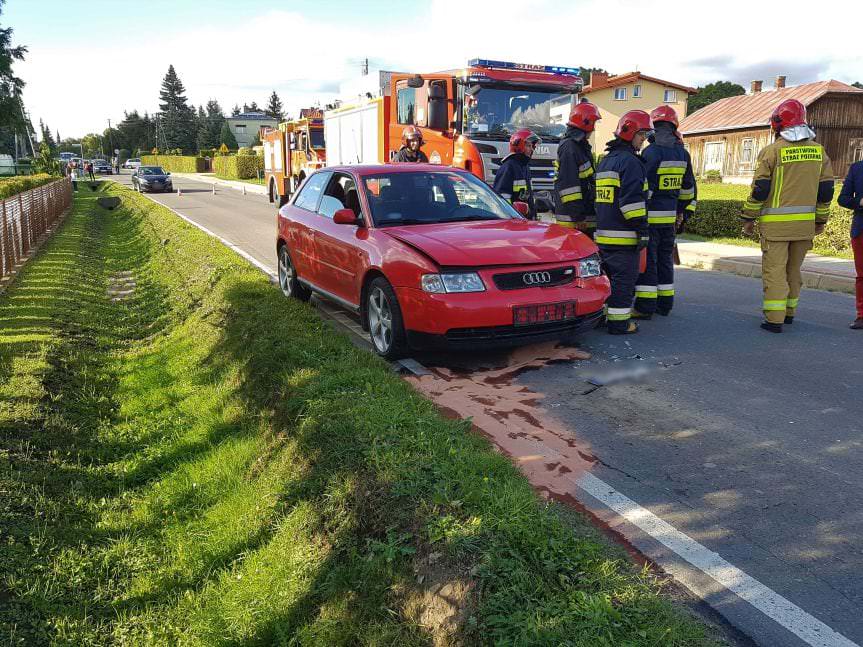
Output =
[
  {"x1": 554, "y1": 102, "x2": 601, "y2": 234},
  {"x1": 633, "y1": 105, "x2": 697, "y2": 318},
  {"x1": 595, "y1": 110, "x2": 652, "y2": 334},
  {"x1": 393, "y1": 126, "x2": 429, "y2": 163},
  {"x1": 742, "y1": 99, "x2": 834, "y2": 333},
  {"x1": 494, "y1": 128, "x2": 539, "y2": 218}
]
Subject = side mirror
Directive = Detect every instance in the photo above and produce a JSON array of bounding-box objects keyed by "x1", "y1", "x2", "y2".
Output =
[
  {"x1": 166, "y1": 172, "x2": 171, "y2": 176},
  {"x1": 333, "y1": 208, "x2": 360, "y2": 225},
  {"x1": 407, "y1": 75, "x2": 424, "y2": 88},
  {"x1": 512, "y1": 201, "x2": 530, "y2": 217}
]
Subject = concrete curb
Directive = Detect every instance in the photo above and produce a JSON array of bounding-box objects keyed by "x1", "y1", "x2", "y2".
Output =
[
  {"x1": 677, "y1": 246, "x2": 856, "y2": 295},
  {"x1": 171, "y1": 173, "x2": 268, "y2": 196}
]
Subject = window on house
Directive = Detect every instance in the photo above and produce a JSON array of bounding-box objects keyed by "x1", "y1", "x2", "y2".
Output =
[
  {"x1": 633, "y1": 85, "x2": 642, "y2": 98},
  {"x1": 397, "y1": 87, "x2": 417, "y2": 125},
  {"x1": 234, "y1": 124, "x2": 247, "y2": 133},
  {"x1": 855, "y1": 147, "x2": 863, "y2": 163},
  {"x1": 664, "y1": 90, "x2": 677, "y2": 103},
  {"x1": 741, "y1": 138, "x2": 755, "y2": 166},
  {"x1": 614, "y1": 87, "x2": 627, "y2": 101}
]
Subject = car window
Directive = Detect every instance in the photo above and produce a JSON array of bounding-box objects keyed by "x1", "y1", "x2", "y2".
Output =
[
  {"x1": 318, "y1": 172, "x2": 361, "y2": 219},
  {"x1": 293, "y1": 172, "x2": 331, "y2": 211},
  {"x1": 139, "y1": 167, "x2": 165, "y2": 175},
  {"x1": 362, "y1": 171, "x2": 516, "y2": 227}
]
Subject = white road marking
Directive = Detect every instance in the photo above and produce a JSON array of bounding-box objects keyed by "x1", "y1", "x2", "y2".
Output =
[{"x1": 578, "y1": 472, "x2": 859, "y2": 647}]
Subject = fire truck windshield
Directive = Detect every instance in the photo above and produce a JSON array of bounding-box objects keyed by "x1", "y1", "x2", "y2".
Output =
[
  {"x1": 310, "y1": 129, "x2": 325, "y2": 149},
  {"x1": 464, "y1": 86, "x2": 574, "y2": 141}
]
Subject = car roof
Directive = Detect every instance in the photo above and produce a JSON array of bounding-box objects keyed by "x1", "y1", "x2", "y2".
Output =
[{"x1": 322, "y1": 164, "x2": 470, "y2": 177}]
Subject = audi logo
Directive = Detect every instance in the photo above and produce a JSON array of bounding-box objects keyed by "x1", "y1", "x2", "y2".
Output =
[{"x1": 523, "y1": 271, "x2": 552, "y2": 285}]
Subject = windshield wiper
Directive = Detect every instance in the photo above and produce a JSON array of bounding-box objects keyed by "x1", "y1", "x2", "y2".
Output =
[
  {"x1": 443, "y1": 215, "x2": 501, "y2": 222},
  {"x1": 378, "y1": 218, "x2": 432, "y2": 227}
]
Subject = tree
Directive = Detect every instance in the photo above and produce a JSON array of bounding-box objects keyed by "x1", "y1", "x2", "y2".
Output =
[
  {"x1": 0, "y1": 0, "x2": 26, "y2": 132},
  {"x1": 243, "y1": 101, "x2": 259, "y2": 113},
  {"x1": 249, "y1": 130, "x2": 262, "y2": 148},
  {"x1": 158, "y1": 64, "x2": 196, "y2": 152},
  {"x1": 197, "y1": 99, "x2": 225, "y2": 151},
  {"x1": 687, "y1": 81, "x2": 746, "y2": 115},
  {"x1": 32, "y1": 140, "x2": 60, "y2": 174},
  {"x1": 81, "y1": 133, "x2": 102, "y2": 157},
  {"x1": 219, "y1": 121, "x2": 238, "y2": 150},
  {"x1": 853, "y1": 82, "x2": 863, "y2": 90},
  {"x1": 231, "y1": 104, "x2": 240, "y2": 116},
  {"x1": 39, "y1": 118, "x2": 56, "y2": 151},
  {"x1": 265, "y1": 90, "x2": 284, "y2": 121},
  {"x1": 117, "y1": 110, "x2": 151, "y2": 155}
]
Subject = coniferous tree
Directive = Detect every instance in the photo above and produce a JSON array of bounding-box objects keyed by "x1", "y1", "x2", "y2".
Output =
[
  {"x1": 219, "y1": 121, "x2": 238, "y2": 150},
  {"x1": 197, "y1": 99, "x2": 225, "y2": 151},
  {"x1": 265, "y1": 90, "x2": 284, "y2": 121},
  {"x1": 158, "y1": 65, "x2": 196, "y2": 152},
  {"x1": 232, "y1": 104, "x2": 240, "y2": 116},
  {"x1": 39, "y1": 119, "x2": 56, "y2": 151},
  {"x1": 0, "y1": 0, "x2": 26, "y2": 132}
]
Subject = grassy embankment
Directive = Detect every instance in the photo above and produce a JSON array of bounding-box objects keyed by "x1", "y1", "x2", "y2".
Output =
[{"x1": 0, "y1": 182, "x2": 725, "y2": 645}]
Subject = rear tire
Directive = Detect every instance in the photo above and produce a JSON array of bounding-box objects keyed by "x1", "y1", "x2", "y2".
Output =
[
  {"x1": 278, "y1": 244, "x2": 311, "y2": 302},
  {"x1": 366, "y1": 277, "x2": 408, "y2": 360}
]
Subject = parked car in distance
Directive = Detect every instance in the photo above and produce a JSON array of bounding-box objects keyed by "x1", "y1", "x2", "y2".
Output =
[
  {"x1": 276, "y1": 164, "x2": 610, "y2": 359},
  {"x1": 132, "y1": 166, "x2": 173, "y2": 193},
  {"x1": 123, "y1": 158, "x2": 141, "y2": 169},
  {"x1": 92, "y1": 159, "x2": 112, "y2": 175}
]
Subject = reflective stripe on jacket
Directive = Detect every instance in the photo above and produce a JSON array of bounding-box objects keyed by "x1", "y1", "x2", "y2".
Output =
[
  {"x1": 742, "y1": 138, "x2": 834, "y2": 241},
  {"x1": 594, "y1": 142, "x2": 648, "y2": 247}
]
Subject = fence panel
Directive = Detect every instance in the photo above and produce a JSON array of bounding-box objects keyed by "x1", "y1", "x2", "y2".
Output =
[{"x1": 0, "y1": 177, "x2": 72, "y2": 281}]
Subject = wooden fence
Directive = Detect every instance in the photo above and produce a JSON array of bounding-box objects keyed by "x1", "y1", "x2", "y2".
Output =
[{"x1": 1, "y1": 177, "x2": 73, "y2": 282}]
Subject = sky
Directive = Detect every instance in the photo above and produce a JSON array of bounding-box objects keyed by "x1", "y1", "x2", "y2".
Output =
[{"x1": 5, "y1": 0, "x2": 863, "y2": 139}]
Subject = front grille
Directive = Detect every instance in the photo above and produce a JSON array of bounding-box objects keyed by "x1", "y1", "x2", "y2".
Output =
[
  {"x1": 492, "y1": 266, "x2": 575, "y2": 291},
  {"x1": 445, "y1": 312, "x2": 601, "y2": 342}
]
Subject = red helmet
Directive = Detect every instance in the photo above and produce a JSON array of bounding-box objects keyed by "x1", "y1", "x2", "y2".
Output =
[
  {"x1": 509, "y1": 128, "x2": 541, "y2": 154},
  {"x1": 770, "y1": 99, "x2": 806, "y2": 132},
  {"x1": 650, "y1": 105, "x2": 679, "y2": 128},
  {"x1": 401, "y1": 126, "x2": 423, "y2": 146},
  {"x1": 615, "y1": 110, "x2": 653, "y2": 142},
  {"x1": 568, "y1": 103, "x2": 602, "y2": 132}
]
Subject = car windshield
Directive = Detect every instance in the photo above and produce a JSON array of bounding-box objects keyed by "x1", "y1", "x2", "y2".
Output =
[
  {"x1": 464, "y1": 86, "x2": 574, "y2": 140},
  {"x1": 362, "y1": 171, "x2": 519, "y2": 227},
  {"x1": 139, "y1": 166, "x2": 165, "y2": 175},
  {"x1": 310, "y1": 129, "x2": 324, "y2": 149}
]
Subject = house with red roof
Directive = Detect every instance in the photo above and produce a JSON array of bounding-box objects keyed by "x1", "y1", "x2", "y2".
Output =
[
  {"x1": 581, "y1": 71, "x2": 696, "y2": 150},
  {"x1": 680, "y1": 77, "x2": 863, "y2": 183}
]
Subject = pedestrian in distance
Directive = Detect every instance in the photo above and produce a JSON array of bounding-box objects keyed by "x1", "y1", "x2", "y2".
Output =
[
  {"x1": 393, "y1": 126, "x2": 429, "y2": 163},
  {"x1": 632, "y1": 105, "x2": 697, "y2": 319},
  {"x1": 554, "y1": 102, "x2": 601, "y2": 235},
  {"x1": 494, "y1": 128, "x2": 539, "y2": 219},
  {"x1": 70, "y1": 167, "x2": 78, "y2": 192},
  {"x1": 741, "y1": 99, "x2": 834, "y2": 333},
  {"x1": 86, "y1": 160, "x2": 95, "y2": 182},
  {"x1": 838, "y1": 158, "x2": 863, "y2": 329},
  {"x1": 594, "y1": 110, "x2": 652, "y2": 334}
]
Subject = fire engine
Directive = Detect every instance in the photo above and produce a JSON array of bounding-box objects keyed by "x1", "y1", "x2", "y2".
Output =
[
  {"x1": 324, "y1": 59, "x2": 583, "y2": 196},
  {"x1": 263, "y1": 109, "x2": 326, "y2": 204}
]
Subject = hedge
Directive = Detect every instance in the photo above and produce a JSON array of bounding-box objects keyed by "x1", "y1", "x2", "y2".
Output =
[
  {"x1": 213, "y1": 154, "x2": 264, "y2": 180},
  {"x1": 687, "y1": 183, "x2": 853, "y2": 257},
  {"x1": 140, "y1": 155, "x2": 206, "y2": 173},
  {"x1": 0, "y1": 174, "x2": 60, "y2": 200}
]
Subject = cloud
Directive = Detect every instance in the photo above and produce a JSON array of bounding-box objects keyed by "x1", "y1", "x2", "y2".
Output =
[{"x1": 15, "y1": 0, "x2": 863, "y2": 137}]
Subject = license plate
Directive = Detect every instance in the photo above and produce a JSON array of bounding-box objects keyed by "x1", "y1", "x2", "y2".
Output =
[{"x1": 513, "y1": 301, "x2": 578, "y2": 326}]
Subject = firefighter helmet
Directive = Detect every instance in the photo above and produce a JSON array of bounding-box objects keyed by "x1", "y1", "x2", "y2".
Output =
[
  {"x1": 614, "y1": 110, "x2": 653, "y2": 142},
  {"x1": 650, "y1": 105, "x2": 679, "y2": 128},
  {"x1": 401, "y1": 126, "x2": 423, "y2": 146},
  {"x1": 510, "y1": 129, "x2": 541, "y2": 154},
  {"x1": 770, "y1": 99, "x2": 806, "y2": 132},
  {"x1": 568, "y1": 103, "x2": 602, "y2": 132}
]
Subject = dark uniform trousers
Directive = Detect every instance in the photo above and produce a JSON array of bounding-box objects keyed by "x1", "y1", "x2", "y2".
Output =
[
  {"x1": 635, "y1": 226, "x2": 675, "y2": 315},
  {"x1": 601, "y1": 247, "x2": 641, "y2": 331}
]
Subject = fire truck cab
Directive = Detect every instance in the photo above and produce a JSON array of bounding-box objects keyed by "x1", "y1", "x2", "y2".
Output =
[{"x1": 263, "y1": 110, "x2": 326, "y2": 204}]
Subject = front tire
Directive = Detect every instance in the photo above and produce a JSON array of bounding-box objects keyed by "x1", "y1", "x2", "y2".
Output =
[
  {"x1": 278, "y1": 244, "x2": 310, "y2": 302},
  {"x1": 366, "y1": 277, "x2": 408, "y2": 360}
]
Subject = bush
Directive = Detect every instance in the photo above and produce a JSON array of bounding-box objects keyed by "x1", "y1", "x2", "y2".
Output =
[
  {"x1": 237, "y1": 146, "x2": 253, "y2": 156},
  {"x1": 701, "y1": 170, "x2": 723, "y2": 184},
  {"x1": 140, "y1": 155, "x2": 206, "y2": 173},
  {"x1": 0, "y1": 174, "x2": 60, "y2": 200},
  {"x1": 686, "y1": 182, "x2": 854, "y2": 256},
  {"x1": 214, "y1": 154, "x2": 264, "y2": 180}
]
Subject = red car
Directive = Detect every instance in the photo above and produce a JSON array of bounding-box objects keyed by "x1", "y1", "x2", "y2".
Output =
[{"x1": 276, "y1": 165, "x2": 610, "y2": 359}]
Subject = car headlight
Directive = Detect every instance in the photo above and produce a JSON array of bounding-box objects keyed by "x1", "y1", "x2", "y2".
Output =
[
  {"x1": 577, "y1": 253, "x2": 602, "y2": 278},
  {"x1": 421, "y1": 272, "x2": 485, "y2": 293}
]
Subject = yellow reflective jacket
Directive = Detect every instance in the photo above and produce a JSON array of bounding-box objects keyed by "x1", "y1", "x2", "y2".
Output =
[{"x1": 742, "y1": 137, "x2": 834, "y2": 241}]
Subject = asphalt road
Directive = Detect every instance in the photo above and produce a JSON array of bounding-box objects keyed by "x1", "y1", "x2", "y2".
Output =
[{"x1": 114, "y1": 171, "x2": 863, "y2": 647}]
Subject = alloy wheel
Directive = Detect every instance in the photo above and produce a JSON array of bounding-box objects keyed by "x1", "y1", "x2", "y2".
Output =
[{"x1": 368, "y1": 287, "x2": 393, "y2": 353}]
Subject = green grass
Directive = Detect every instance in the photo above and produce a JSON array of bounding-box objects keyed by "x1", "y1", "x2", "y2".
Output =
[{"x1": 0, "y1": 182, "x2": 726, "y2": 645}]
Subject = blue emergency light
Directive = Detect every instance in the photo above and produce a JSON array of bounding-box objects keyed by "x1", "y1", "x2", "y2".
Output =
[{"x1": 469, "y1": 58, "x2": 580, "y2": 76}]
